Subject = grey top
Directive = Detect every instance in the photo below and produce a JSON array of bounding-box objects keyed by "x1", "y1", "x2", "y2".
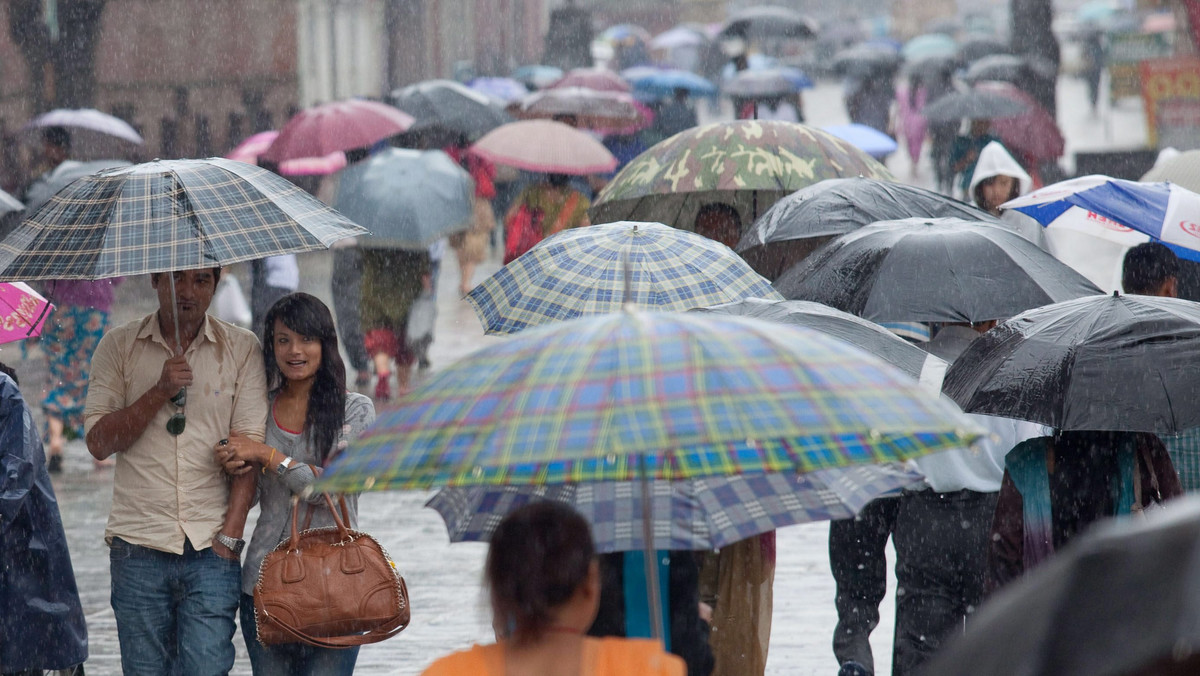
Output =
[{"x1": 241, "y1": 391, "x2": 375, "y2": 595}]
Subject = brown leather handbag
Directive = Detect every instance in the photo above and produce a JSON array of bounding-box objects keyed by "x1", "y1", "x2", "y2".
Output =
[{"x1": 253, "y1": 494, "x2": 410, "y2": 648}]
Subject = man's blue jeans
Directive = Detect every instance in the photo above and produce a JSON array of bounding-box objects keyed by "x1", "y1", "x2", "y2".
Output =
[{"x1": 109, "y1": 537, "x2": 241, "y2": 676}]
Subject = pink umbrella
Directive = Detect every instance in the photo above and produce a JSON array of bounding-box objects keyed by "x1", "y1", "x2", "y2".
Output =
[
  {"x1": 471, "y1": 120, "x2": 617, "y2": 175},
  {"x1": 226, "y1": 130, "x2": 349, "y2": 176},
  {"x1": 0, "y1": 282, "x2": 53, "y2": 345},
  {"x1": 260, "y1": 100, "x2": 413, "y2": 164},
  {"x1": 975, "y1": 80, "x2": 1065, "y2": 162},
  {"x1": 548, "y1": 67, "x2": 631, "y2": 93}
]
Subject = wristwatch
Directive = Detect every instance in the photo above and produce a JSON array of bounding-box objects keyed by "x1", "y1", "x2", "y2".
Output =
[
  {"x1": 275, "y1": 455, "x2": 294, "y2": 478},
  {"x1": 214, "y1": 532, "x2": 245, "y2": 556}
]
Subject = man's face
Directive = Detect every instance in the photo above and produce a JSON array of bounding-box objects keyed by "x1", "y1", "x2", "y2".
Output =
[{"x1": 152, "y1": 269, "x2": 218, "y2": 328}]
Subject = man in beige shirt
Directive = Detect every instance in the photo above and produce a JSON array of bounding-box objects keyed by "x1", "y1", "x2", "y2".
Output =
[{"x1": 85, "y1": 267, "x2": 266, "y2": 676}]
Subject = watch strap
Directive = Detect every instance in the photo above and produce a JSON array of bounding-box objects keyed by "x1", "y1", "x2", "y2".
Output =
[{"x1": 214, "y1": 532, "x2": 244, "y2": 555}]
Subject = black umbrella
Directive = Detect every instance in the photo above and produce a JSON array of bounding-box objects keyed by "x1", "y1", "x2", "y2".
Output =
[
  {"x1": 718, "y1": 5, "x2": 819, "y2": 40},
  {"x1": 957, "y1": 36, "x2": 1010, "y2": 65},
  {"x1": 832, "y1": 44, "x2": 901, "y2": 78},
  {"x1": 736, "y1": 177, "x2": 1001, "y2": 280},
  {"x1": 942, "y1": 293, "x2": 1200, "y2": 434},
  {"x1": 723, "y1": 69, "x2": 799, "y2": 98},
  {"x1": 691, "y1": 298, "x2": 946, "y2": 380},
  {"x1": 905, "y1": 54, "x2": 959, "y2": 81},
  {"x1": 774, "y1": 217, "x2": 1102, "y2": 323},
  {"x1": 922, "y1": 89, "x2": 1029, "y2": 122},
  {"x1": 961, "y1": 54, "x2": 1030, "y2": 85},
  {"x1": 924, "y1": 495, "x2": 1200, "y2": 676},
  {"x1": 387, "y1": 79, "x2": 511, "y2": 141}
]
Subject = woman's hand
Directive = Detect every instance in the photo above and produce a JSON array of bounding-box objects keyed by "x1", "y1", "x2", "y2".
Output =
[{"x1": 215, "y1": 431, "x2": 270, "y2": 475}]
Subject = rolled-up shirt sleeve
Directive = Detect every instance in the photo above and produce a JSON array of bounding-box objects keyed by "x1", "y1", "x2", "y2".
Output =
[
  {"x1": 229, "y1": 336, "x2": 267, "y2": 443},
  {"x1": 83, "y1": 330, "x2": 126, "y2": 435}
]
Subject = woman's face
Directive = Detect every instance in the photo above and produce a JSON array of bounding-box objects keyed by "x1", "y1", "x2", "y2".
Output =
[
  {"x1": 272, "y1": 318, "x2": 322, "y2": 383},
  {"x1": 982, "y1": 175, "x2": 1018, "y2": 211}
]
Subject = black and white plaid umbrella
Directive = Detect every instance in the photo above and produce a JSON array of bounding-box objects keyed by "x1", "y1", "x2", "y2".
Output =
[{"x1": 0, "y1": 157, "x2": 366, "y2": 281}]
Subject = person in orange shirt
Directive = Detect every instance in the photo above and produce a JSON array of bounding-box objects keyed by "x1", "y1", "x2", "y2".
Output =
[{"x1": 422, "y1": 502, "x2": 685, "y2": 676}]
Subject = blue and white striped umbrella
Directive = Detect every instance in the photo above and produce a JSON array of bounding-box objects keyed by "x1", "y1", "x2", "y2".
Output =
[
  {"x1": 1004, "y1": 175, "x2": 1200, "y2": 261},
  {"x1": 426, "y1": 463, "x2": 925, "y2": 552},
  {"x1": 467, "y1": 221, "x2": 781, "y2": 334}
]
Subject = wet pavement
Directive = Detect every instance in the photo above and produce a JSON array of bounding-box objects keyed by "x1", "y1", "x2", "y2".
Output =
[{"x1": 12, "y1": 74, "x2": 1138, "y2": 675}]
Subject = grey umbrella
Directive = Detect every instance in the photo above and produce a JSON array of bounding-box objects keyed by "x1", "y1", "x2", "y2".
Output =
[
  {"x1": 924, "y1": 495, "x2": 1200, "y2": 676},
  {"x1": 692, "y1": 297, "x2": 945, "y2": 381},
  {"x1": 723, "y1": 69, "x2": 799, "y2": 99},
  {"x1": 736, "y1": 177, "x2": 1001, "y2": 280},
  {"x1": 333, "y1": 147, "x2": 473, "y2": 250},
  {"x1": 942, "y1": 293, "x2": 1200, "y2": 434},
  {"x1": 922, "y1": 89, "x2": 1029, "y2": 122},
  {"x1": 774, "y1": 217, "x2": 1101, "y2": 323},
  {"x1": 961, "y1": 54, "x2": 1031, "y2": 85}
]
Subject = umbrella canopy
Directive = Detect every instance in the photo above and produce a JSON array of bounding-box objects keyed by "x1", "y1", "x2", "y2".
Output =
[
  {"x1": 626, "y1": 68, "x2": 717, "y2": 99},
  {"x1": 904, "y1": 54, "x2": 959, "y2": 81},
  {"x1": 942, "y1": 293, "x2": 1200, "y2": 434},
  {"x1": 962, "y1": 54, "x2": 1031, "y2": 85},
  {"x1": 466, "y1": 221, "x2": 781, "y2": 334},
  {"x1": 693, "y1": 297, "x2": 945, "y2": 381},
  {"x1": 832, "y1": 44, "x2": 902, "y2": 78},
  {"x1": 387, "y1": 79, "x2": 512, "y2": 140},
  {"x1": 821, "y1": 123, "x2": 898, "y2": 158},
  {"x1": 650, "y1": 26, "x2": 709, "y2": 50},
  {"x1": 1003, "y1": 176, "x2": 1200, "y2": 262},
  {"x1": 775, "y1": 218, "x2": 1102, "y2": 323},
  {"x1": 25, "y1": 108, "x2": 143, "y2": 144},
  {"x1": 590, "y1": 121, "x2": 892, "y2": 230},
  {"x1": 468, "y1": 76, "x2": 530, "y2": 103},
  {"x1": 314, "y1": 310, "x2": 979, "y2": 493},
  {"x1": 957, "y1": 36, "x2": 1010, "y2": 64},
  {"x1": 332, "y1": 148, "x2": 473, "y2": 250},
  {"x1": 924, "y1": 495, "x2": 1200, "y2": 676},
  {"x1": 512, "y1": 65, "x2": 565, "y2": 89},
  {"x1": 973, "y1": 81, "x2": 1065, "y2": 162},
  {"x1": 224, "y1": 131, "x2": 347, "y2": 177},
  {"x1": 429, "y1": 463, "x2": 925, "y2": 553},
  {"x1": 902, "y1": 33, "x2": 958, "y2": 61},
  {"x1": 0, "y1": 282, "x2": 53, "y2": 345},
  {"x1": 737, "y1": 177, "x2": 997, "y2": 280},
  {"x1": 718, "y1": 5, "x2": 819, "y2": 40},
  {"x1": 1142, "y1": 149, "x2": 1200, "y2": 191},
  {"x1": 470, "y1": 120, "x2": 617, "y2": 175},
  {"x1": 723, "y1": 69, "x2": 799, "y2": 98},
  {"x1": 0, "y1": 157, "x2": 366, "y2": 281},
  {"x1": 548, "y1": 67, "x2": 631, "y2": 93},
  {"x1": 922, "y1": 89, "x2": 1030, "y2": 122},
  {"x1": 260, "y1": 100, "x2": 414, "y2": 163},
  {"x1": 514, "y1": 87, "x2": 645, "y2": 130},
  {"x1": 22, "y1": 159, "x2": 133, "y2": 214}
]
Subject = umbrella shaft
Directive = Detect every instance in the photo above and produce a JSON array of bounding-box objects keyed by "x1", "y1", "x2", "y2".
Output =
[
  {"x1": 639, "y1": 457, "x2": 665, "y2": 643},
  {"x1": 168, "y1": 272, "x2": 182, "y2": 355}
]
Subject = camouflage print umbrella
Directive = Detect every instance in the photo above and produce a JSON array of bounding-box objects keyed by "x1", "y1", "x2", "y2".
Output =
[{"x1": 589, "y1": 120, "x2": 893, "y2": 231}]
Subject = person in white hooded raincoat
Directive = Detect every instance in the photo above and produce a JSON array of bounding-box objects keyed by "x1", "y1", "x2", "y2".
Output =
[{"x1": 967, "y1": 141, "x2": 1047, "y2": 251}]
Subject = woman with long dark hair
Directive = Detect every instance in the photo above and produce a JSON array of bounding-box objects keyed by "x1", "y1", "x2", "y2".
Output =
[
  {"x1": 422, "y1": 502, "x2": 684, "y2": 676},
  {"x1": 215, "y1": 292, "x2": 375, "y2": 675}
]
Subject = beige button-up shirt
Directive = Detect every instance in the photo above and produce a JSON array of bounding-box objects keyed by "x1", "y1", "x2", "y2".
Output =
[{"x1": 84, "y1": 312, "x2": 267, "y2": 554}]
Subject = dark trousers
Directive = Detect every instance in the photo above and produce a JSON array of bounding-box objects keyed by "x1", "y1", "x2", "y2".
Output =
[
  {"x1": 830, "y1": 498, "x2": 899, "y2": 674},
  {"x1": 891, "y1": 489, "x2": 998, "y2": 676},
  {"x1": 330, "y1": 248, "x2": 369, "y2": 372}
]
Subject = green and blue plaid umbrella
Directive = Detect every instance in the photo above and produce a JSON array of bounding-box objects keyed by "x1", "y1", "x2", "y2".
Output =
[
  {"x1": 316, "y1": 310, "x2": 979, "y2": 493},
  {"x1": 0, "y1": 157, "x2": 365, "y2": 281},
  {"x1": 428, "y1": 463, "x2": 926, "y2": 553},
  {"x1": 467, "y1": 221, "x2": 782, "y2": 334}
]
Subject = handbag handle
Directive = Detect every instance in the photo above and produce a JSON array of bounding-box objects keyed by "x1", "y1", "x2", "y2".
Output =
[
  {"x1": 288, "y1": 493, "x2": 353, "y2": 551},
  {"x1": 263, "y1": 578, "x2": 411, "y2": 648}
]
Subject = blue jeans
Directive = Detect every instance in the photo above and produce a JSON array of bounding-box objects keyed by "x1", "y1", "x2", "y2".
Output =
[
  {"x1": 239, "y1": 594, "x2": 360, "y2": 676},
  {"x1": 109, "y1": 537, "x2": 241, "y2": 676}
]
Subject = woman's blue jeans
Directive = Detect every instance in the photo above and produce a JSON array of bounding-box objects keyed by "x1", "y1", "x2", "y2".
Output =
[{"x1": 239, "y1": 594, "x2": 360, "y2": 676}]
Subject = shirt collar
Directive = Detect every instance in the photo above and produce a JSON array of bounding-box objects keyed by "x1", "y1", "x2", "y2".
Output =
[{"x1": 136, "y1": 311, "x2": 216, "y2": 351}]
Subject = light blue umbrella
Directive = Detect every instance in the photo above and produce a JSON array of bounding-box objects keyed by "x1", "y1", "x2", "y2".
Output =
[
  {"x1": 333, "y1": 148, "x2": 473, "y2": 249},
  {"x1": 902, "y1": 33, "x2": 957, "y2": 61},
  {"x1": 821, "y1": 123, "x2": 898, "y2": 159},
  {"x1": 626, "y1": 68, "x2": 717, "y2": 98}
]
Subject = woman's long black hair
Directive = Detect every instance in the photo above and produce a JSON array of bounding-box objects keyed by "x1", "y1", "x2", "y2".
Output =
[{"x1": 262, "y1": 292, "x2": 347, "y2": 466}]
